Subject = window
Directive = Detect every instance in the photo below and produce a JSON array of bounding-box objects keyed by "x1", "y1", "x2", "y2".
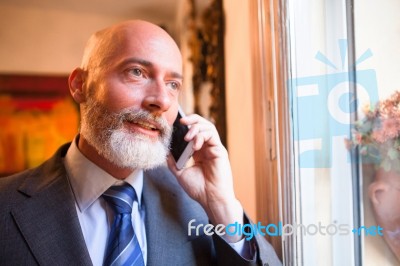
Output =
[{"x1": 258, "y1": 0, "x2": 400, "y2": 264}]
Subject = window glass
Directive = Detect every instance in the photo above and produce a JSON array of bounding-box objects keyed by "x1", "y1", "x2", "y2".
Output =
[{"x1": 354, "y1": 0, "x2": 400, "y2": 264}]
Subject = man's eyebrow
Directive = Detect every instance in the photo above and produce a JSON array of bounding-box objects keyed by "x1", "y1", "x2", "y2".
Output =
[
  {"x1": 123, "y1": 57, "x2": 152, "y2": 67},
  {"x1": 170, "y1": 72, "x2": 183, "y2": 80},
  {"x1": 122, "y1": 58, "x2": 183, "y2": 80}
]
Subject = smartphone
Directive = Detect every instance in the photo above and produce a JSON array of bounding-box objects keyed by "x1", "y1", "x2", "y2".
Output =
[{"x1": 170, "y1": 108, "x2": 194, "y2": 169}]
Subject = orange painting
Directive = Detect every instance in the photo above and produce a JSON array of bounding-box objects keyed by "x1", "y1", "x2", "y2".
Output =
[{"x1": 0, "y1": 74, "x2": 79, "y2": 176}]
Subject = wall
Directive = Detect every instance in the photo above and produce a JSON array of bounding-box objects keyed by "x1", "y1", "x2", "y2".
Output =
[
  {"x1": 0, "y1": 3, "x2": 178, "y2": 74},
  {"x1": 223, "y1": 0, "x2": 257, "y2": 220},
  {"x1": 0, "y1": 5, "x2": 120, "y2": 74}
]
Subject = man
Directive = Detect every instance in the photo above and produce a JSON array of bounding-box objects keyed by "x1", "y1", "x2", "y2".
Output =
[{"x1": 0, "y1": 20, "x2": 281, "y2": 265}]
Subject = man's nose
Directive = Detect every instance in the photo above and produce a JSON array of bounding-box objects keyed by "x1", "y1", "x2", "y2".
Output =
[{"x1": 142, "y1": 79, "x2": 172, "y2": 114}]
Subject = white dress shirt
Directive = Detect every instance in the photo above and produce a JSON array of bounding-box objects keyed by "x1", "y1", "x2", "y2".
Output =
[
  {"x1": 64, "y1": 139, "x2": 147, "y2": 266},
  {"x1": 63, "y1": 138, "x2": 252, "y2": 265}
]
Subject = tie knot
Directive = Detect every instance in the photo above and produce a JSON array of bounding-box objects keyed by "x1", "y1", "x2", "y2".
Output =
[{"x1": 103, "y1": 184, "x2": 137, "y2": 214}]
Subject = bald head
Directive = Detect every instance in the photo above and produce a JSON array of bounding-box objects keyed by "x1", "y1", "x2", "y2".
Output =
[{"x1": 81, "y1": 20, "x2": 182, "y2": 72}]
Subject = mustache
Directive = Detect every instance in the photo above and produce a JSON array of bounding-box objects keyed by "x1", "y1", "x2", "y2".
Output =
[{"x1": 117, "y1": 108, "x2": 172, "y2": 137}]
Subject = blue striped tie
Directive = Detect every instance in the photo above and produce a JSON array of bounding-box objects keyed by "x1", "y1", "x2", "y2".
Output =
[{"x1": 102, "y1": 184, "x2": 145, "y2": 266}]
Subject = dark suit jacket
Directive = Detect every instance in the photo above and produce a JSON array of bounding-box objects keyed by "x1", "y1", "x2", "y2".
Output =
[{"x1": 0, "y1": 143, "x2": 281, "y2": 266}]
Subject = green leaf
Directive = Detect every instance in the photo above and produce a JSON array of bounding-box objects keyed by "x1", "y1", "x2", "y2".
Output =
[{"x1": 388, "y1": 148, "x2": 399, "y2": 160}]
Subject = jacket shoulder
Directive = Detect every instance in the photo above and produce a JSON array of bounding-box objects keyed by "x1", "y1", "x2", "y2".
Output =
[{"x1": 0, "y1": 143, "x2": 71, "y2": 209}]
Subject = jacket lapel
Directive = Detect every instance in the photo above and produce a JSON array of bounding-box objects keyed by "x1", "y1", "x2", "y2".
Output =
[
  {"x1": 143, "y1": 168, "x2": 195, "y2": 265},
  {"x1": 11, "y1": 144, "x2": 92, "y2": 266}
]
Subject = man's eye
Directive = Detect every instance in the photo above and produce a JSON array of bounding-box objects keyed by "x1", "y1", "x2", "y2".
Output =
[
  {"x1": 130, "y1": 68, "x2": 142, "y2": 76},
  {"x1": 167, "y1": 81, "x2": 180, "y2": 90}
]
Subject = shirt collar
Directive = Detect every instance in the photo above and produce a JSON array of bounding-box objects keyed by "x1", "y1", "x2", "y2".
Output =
[{"x1": 64, "y1": 137, "x2": 144, "y2": 213}]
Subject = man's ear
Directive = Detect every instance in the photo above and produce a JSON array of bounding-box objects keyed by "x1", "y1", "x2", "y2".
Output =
[
  {"x1": 69, "y1": 68, "x2": 86, "y2": 103},
  {"x1": 368, "y1": 180, "x2": 389, "y2": 206}
]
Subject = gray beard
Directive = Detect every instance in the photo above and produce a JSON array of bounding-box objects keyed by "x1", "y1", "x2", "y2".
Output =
[{"x1": 80, "y1": 99, "x2": 172, "y2": 170}]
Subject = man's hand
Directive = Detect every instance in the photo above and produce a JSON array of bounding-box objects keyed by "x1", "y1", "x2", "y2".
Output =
[{"x1": 167, "y1": 114, "x2": 244, "y2": 243}]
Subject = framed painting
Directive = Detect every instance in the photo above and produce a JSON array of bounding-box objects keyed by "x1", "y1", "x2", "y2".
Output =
[{"x1": 0, "y1": 74, "x2": 79, "y2": 176}]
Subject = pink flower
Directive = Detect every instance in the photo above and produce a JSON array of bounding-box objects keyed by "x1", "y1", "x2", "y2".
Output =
[
  {"x1": 382, "y1": 119, "x2": 400, "y2": 138},
  {"x1": 352, "y1": 90, "x2": 400, "y2": 172},
  {"x1": 371, "y1": 118, "x2": 400, "y2": 143}
]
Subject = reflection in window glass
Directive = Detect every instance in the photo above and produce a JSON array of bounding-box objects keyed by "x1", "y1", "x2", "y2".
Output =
[{"x1": 354, "y1": 0, "x2": 400, "y2": 265}]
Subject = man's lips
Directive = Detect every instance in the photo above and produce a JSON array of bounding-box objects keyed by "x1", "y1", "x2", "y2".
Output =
[
  {"x1": 132, "y1": 120, "x2": 160, "y2": 131},
  {"x1": 124, "y1": 120, "x2": 161, "y2": 137}
]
